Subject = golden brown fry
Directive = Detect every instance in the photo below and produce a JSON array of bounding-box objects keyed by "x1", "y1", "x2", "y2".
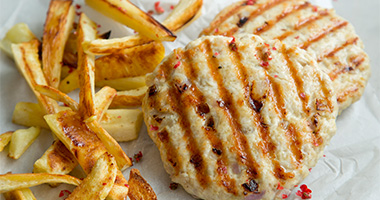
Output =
[
  {"x1": 109, "y1": 86, "x2": 147, "y2": 108},
  {"x1": 35, "y1": 84, "x2": 78, "y2": 111},
  {"x1": 2, "y1": 188, "x2": 36, "y2": 200},
  {"x1": 85, "y1": 0, "x2": 175, "y2": 42},
  {"x1": 77, "y1": 13, "x2": 97, "y2": 119},
  {"x1": 63, "y1": 32, "x2": 78, "y2": 67},
  {"x1": 94, "y1": 86, "x2": 117, "y2": 121},
  {"x1": 95, "y1": 42, "x2": 164, "y2": 81},
  {"x1": 96, "y1": 75, "x2": 146, "y2": 91},
  {"x1": 0, "y1": 23, "x2": 37, "y2": 58},
  {"x1": 128, "y1": 169, "x2": 157, "y2": 200},
  {"x1": 66, "y1": 153, "x2": 117, "y2": 200},
  {"x1": 42, "y1": 0, "x2": 75, "y2": 88},
  {"x1": 0, "y1": 131, "x2": 13, "y2": 152},
  {"x1": 163, "y1": 0, "x2": 203, "y2": 32},
  {"x1": 8, "y1": 127, "x2": 41, "y2": 160},
  {"x1": 0, "y1": 173, "x2": 81, "y2": 193},
  {"x1": 44, "y1": 110, "x2": 129, "y2": 199},
  {"x1": 85, "y1": 119, "x2": 131, "y2": 171},
  {"x1": 12, "y1": 40, "x2": 59, "y2": 114},
  {"x1": 33, "y1": 140, "x2": 78, "y2": 175},
  {"x1": 84, "y1": 0, "x2": 202, "y2": 55},
  {"x1": 59, "y1": 69, "x2": 80, "y2": 94},
  {"x1": 100, "y1": 109, "x2": 143, "y2": 142}
]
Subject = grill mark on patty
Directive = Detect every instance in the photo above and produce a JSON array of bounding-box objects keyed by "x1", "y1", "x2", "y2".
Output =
[
  {"x1": 299, "y1": 20, "x2": 348, "y2": 49},
  {"x1": 328, "y1": 53, "x2": 365, "y2": 81},
  {"x1": 228, "y1": 40, "x2": 298, "y2": 180},
  {"x1": 200, "y1": 2, "x2": 248, "y2": 36},
  {"x1": 225, "y1": 0, "x2": 289, "y2": 36},
  {"x1": 275, "y1": 10, "x2": 330, "y2": 40},
  {"x1": 182, "y1": 48, "x2": 238, "y2": 194},
  {"x1": 337, "y1": 85, "x2": 360, "y2": 103},
  {"x1": 317, "y1": 37, "x2": 359, "y2": 62},
  {"x1": 254, "y1": 2, "x2": 310, "y2": 35},
  {"x1": 203, "y1": 39, "x2": 261, "y2": 180}
]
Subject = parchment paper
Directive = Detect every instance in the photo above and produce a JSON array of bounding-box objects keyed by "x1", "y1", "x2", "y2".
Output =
[{"x1": 0, "y1": 0, "x2": 379, "y2": 199}]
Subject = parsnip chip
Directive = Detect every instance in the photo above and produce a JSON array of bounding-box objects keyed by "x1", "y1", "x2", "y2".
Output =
[
  {"x1": 84, "y1": 0, "x2": 202, "y2": 55},
  {"x1": 95, "y1": 42, "x2": 164, "y2": 81},
  {"x1": 12, "y1": 40, "x2": 59, "y2": 114},
  {"x1": 59, "y1": 69, "x2": 80, "y2": 94},
  {"x1": 2, "y1": 188, "x2": 36, "y2": 200},
  {"x1": 100, "y1": 109, "x2": 143, "y2": 142},
  {"x1": 0, "y1": 23, "x2": 37, "y2": 58},
  {"x1": 96, "y1": 75, "x2": 146, "y2": 91},
  {"x1": 94, "y1": 86, "x2": 117, "y2": 121},
  {"x1": 42, "y1": 0, "x2": 75, "y2": 88},
  {"x1": 8, "y1": 127, "x2": 41, "y2": 160},
  {"x1": 0, "y1": 131, "x2": 13, "y2": 152},
  {"x1": 109, "y1": 86, "x2": 147, "y2": 108},
  {"x1": 35, "y1": 84, "x2": 78, "y2": 111},
  {"x1": 44, "y1": 110, "x2": 129, "y2": 199},
  {"x1": 66, "y1": 153, "x2": 117, "y2": 200},
  {"x1": 0, "y1": 173, "x2": 80, "y2": 193},
  {"x1": 85, "y1": 0, "x2": 175, "y2": 42},
  {"x1": 77, "y1": 13, "x2": 97, "y2": 119},
  {"x1": 128, "y1": 169, "x2": 157, "y2": 200},
  {"x1": 85, "y1": 119, "x2": 132, "y2": 171},
  {"x1": 33, "y1": 140, "x2": 78, "y2": 175}
]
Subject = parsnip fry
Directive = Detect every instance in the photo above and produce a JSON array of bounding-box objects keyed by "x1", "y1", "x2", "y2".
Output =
[
  {"x1": 33, "y1": 140, "x2": 78, "y2": 175},
  {"x1": 110, "y1": 86, "x2": 147, "y2": 108},
  {"x1": 2, "y1": 188, "x2": 36, "y2": 200},
  {"x1": 77, "y1": 13, "x2": 97, "y2": 119},
  {"x1": 35, "y1": 84, "x2": 78, "y2": 111},
  {"x1": 42, "y1": 0, "x2": 75, "y2": 88},
  {"x1": 0, "y1": 173, "x2": 81, "y2": 193},
  {"x1": 8, "y1": 127, "x2": 41, "y2": 160},
  {"x1": 85, "y1": 0, "x2": 175, "y2": 42},
  {"x1": 44, "y1": 110, "x2": 129, "y2": 199},
  {"x1": 163, "y1": 0, "x2": 203, "y2": 32},
  {"x1": 101, "y1": 109, "x2": 143, "y2": 142},
  {"x1": 95, "y1": 42, "x2": 164, "y2": 81},
  {"x1": 85, "y1": 119, "x2": 131, "y2": 171},
  {"x1": 84, "y1": 0, "x2": 202, "y2": 55},
  {"x1": 0, "y1": 131, "x2": 13, "y2": 152},
  {"x1": 66, "y1": 153, "x2": 117, "y2": 200},
  {"x1": 0, "y1": 23, "x2": 37, "y2": 58},
  {"x1": 128, "y1": 169, "x2": 157, "y2": 200},
  {"x1": 59, "y1": 69, "x2": 80, "y2": 94},
  {"x1": 94, "y1": 86, "x2": 117, "y2": 121},
  {"x1": 12, "y1": 40, "x2": 59, "y2": 114},
  {"x1": 96, "y1": 75, "x2": 146, "y2": 91}
]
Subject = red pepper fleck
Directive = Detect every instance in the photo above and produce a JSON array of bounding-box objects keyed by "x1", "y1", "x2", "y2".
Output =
[
  {"x1": 300, "y1": 92, "x2": 306, "y2": 98},
  {"x1": 214, "y1": 28, "x2": 219, "y2": 33},
  {"x1": 294, "y1": 185, "x2": 298, "y2": 187},
  {"x1": 282, "y1": 194, "x2": 288, "y2": 199},
  {"x1": 150, "y1": 125, "x2": 159, "y2": 131},
  {"x1": 268, "y1": 57, "x2": 272, "y2": 60},
  {"x1": 272, "y1": 47, "x2": 277, "y2": 50},
  {"x1": 63, "y1": 103, "x2": 69, "y2": 107},
  {"x1": 174, "y1": 61, "x2": 181, "y2": 69},
  {"x1": 309, "y1": 168, "x2": 312, "y2": 172},
  {"x1": 154, "y1": 1, "x2": 165, "y2": 14},
  {"x1": 312, "y1": 6, "x2": 318, "y2": 12},
  {"x1": 296, "y1": 184, "x2": 312, "y2": 199},
  {"x1": 124, "y1": 184, "x2": 129, "y2": 187},
  {"x1": 246, "y1": 0, "x2": 256, "y2": 5},
  {"x1": 170, "y1": 5, "x2": 175, "y2": 10},
  {"x1": 75, "y1": 4, "x2": 81, "y2": 9},
  {"x1": 277, "y1": 182, "x2": 284, "y2": 190},
  {"x1": 58, "y1": 190, "x2": 71, "y2": 198},
  {"x1": 323, "y1": 155, "x2": 326, "y2": 157},
  {"x1": 117, "y1": 116, "x2": 121, "y2": 118},
  {"x1": 75, "y1": 11, "x2": 82, "y2": 16},
  {"x1": 214, "y1": 52, "x2": 219, "y2": 56},
  {"x1": 313, "y1": 141, "x2": 319, "y2": 147},
  {"x1": 133, "y1": 151, "x2": 143, "y2": 163},
  {"x1": 97, "y1": 24, "x2": 101, "y2": 28},
  {"x1": 264, "y1": 43, "x2": 270, "y2": 47},
  {"x1": 260, "y1": 61, "x2": 269, "y2": 67},
  {"x1": 295, "y1": 36, "x2": 300, "y2": 39},
  {"x1": 274, "y1": 75, "x2": 278, "y2": 78},
  {"x1": 102, "y1": 182, "x2": 107, "y2": 185},
  {"x1": 229, "y1": 36, "x2": 238, "y2": 51}
]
